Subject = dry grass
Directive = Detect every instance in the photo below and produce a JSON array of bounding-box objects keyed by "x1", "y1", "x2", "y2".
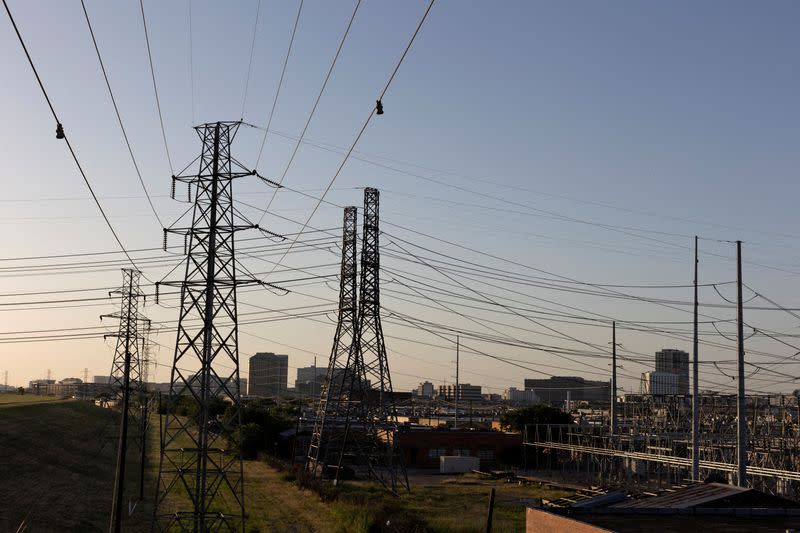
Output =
[
  {"x1": 0, "y1": 400, "x2": 573, "y2": 532},
  {"x1": 327, "y1": 474, "x2": 574, "y2": 533},
  {"x1": 0, "y1": 393, "x2": 70, "y2": 407}
]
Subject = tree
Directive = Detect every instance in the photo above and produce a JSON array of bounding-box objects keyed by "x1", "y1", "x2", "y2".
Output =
[{"x1": 500, "y1": 405, "x2": 573, "y2": 432}]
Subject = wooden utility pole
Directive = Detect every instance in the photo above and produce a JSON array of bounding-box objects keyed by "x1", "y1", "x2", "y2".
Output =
[
  {"x1": 692, "y1": 235, "x2": 700, "y2": 481},
  {"x1": 455, "y1": 335, "x2": 459, "y2": 430},
  {"x1": 611, "y1": 321, "x2": 618, "y2": 436},
  {"x1": 736, "y1": 240, "x2": 747, "y2": 487}
]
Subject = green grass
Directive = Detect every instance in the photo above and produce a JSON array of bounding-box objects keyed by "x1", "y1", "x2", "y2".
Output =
[
  {"x1": 0, "y1": 393, "x2": 71, "y2": 407},
  {"x1": 0, "y1": 398, "x2": 151, "y2": 532},
  {"x1": 325, "y1": 475, "x2": 573, "y2": 532}
]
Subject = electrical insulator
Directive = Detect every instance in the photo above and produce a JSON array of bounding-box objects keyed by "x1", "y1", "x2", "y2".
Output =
[
  {"x1": 183, "y1": 233, "x2": 188, "y2": 255},
  {"x1": 170, "y1": 178, "x2": 176, "y2": 199},
  {"x1": 155, "y1": 283, "x2": 160, "y2": 304},
  {"x1": 56, "y1": 123, "x2": 65, "y2": 139},
  {"x1": 163, "y1": 229, "x2": 168, "y2": 251},
  {"x1": 187, "y1": 183, "x2": 192, "y2": 203},
  {"x1": 376, "y1": 100, "x2": 384, "y2": 115}
]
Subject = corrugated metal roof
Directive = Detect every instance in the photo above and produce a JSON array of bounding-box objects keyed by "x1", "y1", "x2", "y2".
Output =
[{"x1": 612, "y1": 483, "x2": 748, "y2": 509}]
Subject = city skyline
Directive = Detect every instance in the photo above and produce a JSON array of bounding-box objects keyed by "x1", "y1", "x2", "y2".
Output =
[{"x1": 1, "y1": 1, "x2": 799, "y2": 399}]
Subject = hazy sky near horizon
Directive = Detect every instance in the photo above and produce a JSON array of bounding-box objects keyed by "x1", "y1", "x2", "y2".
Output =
[{"x1": 1, "y1": 1, "x2": 799, "y2": 396}]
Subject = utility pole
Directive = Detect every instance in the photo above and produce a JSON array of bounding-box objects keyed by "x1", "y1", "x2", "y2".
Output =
[
  {"x1": 611, "y1": 321, "x2": 618, "y2": 436},
  {"x1": 104, "y1": 269, "x2": 147, "y2": 533},
  {"x1": 692, "y1": 235, "x2": 700, "y2": 481},
  {"x1": 154, "y1": 121, "x2": 268, "y2": 531},
  {"x1": 455, "y1": 335, "x2": 459, "y2": 430},
  {"x1": 736, "y1": 240, "x2": 747, "y2": 487}
]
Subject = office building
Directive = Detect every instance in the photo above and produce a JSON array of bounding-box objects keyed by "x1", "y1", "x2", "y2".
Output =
[
  {"x1": 438, "y1": 383, "x2": 482, "y2": 402},
  {"x1": 524, "y1": 376, "x2": 610, "y2": 405},
  {"x1": 414, "y1": 381, "x2": 435, "y2": 398},
  {"x1": 655, "y1": 348, "x2": 690, "y2": 394},
  {"x1": 504, "y1": 387, "x2": 539, "y2": 404},
  {"x1": 248, "y1": 352, "x2": 288, "y2": 397},
  {"x1": 641, "y1": 371, "x2": 679, "y2": 396},
  {"x1": 294, "y1": 366, "x2": 326, "y2": 398}
]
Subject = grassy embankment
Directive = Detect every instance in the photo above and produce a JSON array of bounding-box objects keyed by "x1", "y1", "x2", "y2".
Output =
[{"x1": 0, "y1": 395, "x2": 572, "y2": 532}]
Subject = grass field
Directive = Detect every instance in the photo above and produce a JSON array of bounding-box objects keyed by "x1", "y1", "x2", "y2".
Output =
[
  {"x1": 0, "y1": 397, "x2": 572, "y2": 532},
  {"x1": 0, "y1": 393, "x2": 71, "y2": 407},
  {"x1": 0, "y1": 396, "x2": 151, "y2": 532}
]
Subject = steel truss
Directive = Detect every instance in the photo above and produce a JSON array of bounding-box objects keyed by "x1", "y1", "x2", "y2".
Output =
[
  {"x1": 306, "y1": 206, "x2": 359, "y2": 480},
  {"x1": 105, "y1": 268, "x2": 150, "y2": 531},
  {"x1": 526, "y1": 393, "x2": 800, "y2": 498},
  {"x1": 154, "y1": 121, "x2": 265, "y2": 532}
]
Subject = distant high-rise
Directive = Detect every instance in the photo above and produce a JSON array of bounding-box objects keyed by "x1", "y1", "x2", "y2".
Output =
[
  {"x1": 294, "y1": 366, "x2": 326, "y2": 398},
  {"x1": 641, "y1": 371, "x2": 679, "y2": 395},
  {"x1": 248, "y1": 353, "x2": 288, "y2": 397},
  {"x1": 655, "y1": 349, "x2": 689, "y2": 394},
  {"x1": 415, "y1": 381, "x2": 435, "y2": 398}
]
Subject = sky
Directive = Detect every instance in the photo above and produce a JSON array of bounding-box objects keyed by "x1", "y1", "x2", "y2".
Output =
[{"x1": 1, "y1": 0, "x2": 799, "y2": 397}]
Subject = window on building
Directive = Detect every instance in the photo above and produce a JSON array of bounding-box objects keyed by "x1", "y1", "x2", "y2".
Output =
[
  {"x1": 428, "y1": 448, "x2": 446, "y2": 459},
  {"x1": 478, "y1": 449, "x2": 495, "y2": 460},
  {"x1": 453, "y1": 448, "x2": 471, "y2": 457}
]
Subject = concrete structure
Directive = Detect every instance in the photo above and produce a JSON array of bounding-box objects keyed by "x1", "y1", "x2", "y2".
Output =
[
  {"x1": 640, "y1": 371, "x2": 679, "y2": 396},
  {"x1": 294, "y1": 366, "x2": 325, "y2": 398},
  {"x1": 504, "y1": 387, "x2": 539, "y2": 403},
  {"x1": 655, "y1": 348, "x2": 689, "y2": 394},
  {"x1": 414, "y1": 381, "x2": 435, "y2": 398},
  {"x1": 524, "y1": 376, "x2": 610, "y2": 405},
  {"x1": 439, "y1": 455, "x2": 480, "y2": 473},
  {"x1": 437, "y1": 383, "x2": 482, "y2": 402},
  {"x1": 248, "y1": 352, "x2": 288, "y2": 397},
  {"x1": 397, "y1": 429, "x2": 522, "y2": 468}
]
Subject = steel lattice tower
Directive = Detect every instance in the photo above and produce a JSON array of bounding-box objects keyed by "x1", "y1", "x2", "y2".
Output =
[
  {"x1": 107, "y1": 269, "x2": 146, "y2": 403},
  {"x1": 154, "y1": 121, "x2": 261, "y2": 532},
  {"x1": 103, "y1": 268, "x2": 149, "y2": 532},
  {"x1": 306, "y1": 206, "x2": 359, "y2": 480},
  {"x1": 351, "y1": 188, "x2": 408, "y2": 493}
]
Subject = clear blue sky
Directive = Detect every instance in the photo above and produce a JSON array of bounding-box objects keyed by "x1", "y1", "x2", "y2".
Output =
[{"x1": 1, "y1": 1, "x2": 799, "y2": 396}]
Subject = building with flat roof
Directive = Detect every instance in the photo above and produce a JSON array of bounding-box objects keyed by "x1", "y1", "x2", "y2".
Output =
[
  {"x1": 414, "y1": 381, "x2": 435, "y2": 398},
  {"x1": 504, "y1": 387, "x2": 539, "y2": 404},
  {"x1": 655, "y1": 348, "x2": 689, "y2": 394},
  {"x1": 248, "y1": 352, "x2": 288, "y2": 397},
  {"x1": 438, "y1": 383, "x2": 482, "y2": 402},
  {"x1": 524, "y1": 376, "x2": 610, "y2": 405},
  {"x1": 641, "y1": 371, "x2": 679, "y2": 396}
]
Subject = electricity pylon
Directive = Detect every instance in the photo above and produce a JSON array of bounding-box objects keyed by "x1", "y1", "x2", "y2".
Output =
[
  {"x1": 307, "y1": 190, "x2": 407, "y2": 493},
  {"x1": 351, "y1": 187, "x2": 408, "y2": 494},
  {"x1": 103, "y1": 268, "x2": 149, "y2": 533},
  {"x1": 153, "y1": 121, "x2": 266, "y2": 532},
  {"x1": 307, "y1": 206, "x2": 359, "y2": 480}
]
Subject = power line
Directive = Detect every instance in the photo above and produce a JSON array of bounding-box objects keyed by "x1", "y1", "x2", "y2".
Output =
[
  {"x1": 2, "y1": 0, "x2": 139, "y2": 270},
  {"x1": 240, "y1": 0, "x2": 262, "y2": 120},
  {"x1": 253, "y1": 0, "x2": 304, "y2": 167},
  {"x1": 255, "y1": 0, "x2": 362, "y2": 222},
  {"x1": 263, "y1": 0, "x2": 437, "y2": 276},
  {"x1": 139, "y1": 0, "x2": 174, "y2": 175},
  {"x1": 80, "y1": 0, "x2": 164, "y2": 229}
]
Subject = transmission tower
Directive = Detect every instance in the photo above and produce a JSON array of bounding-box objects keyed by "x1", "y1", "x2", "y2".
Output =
[
  {"x1": 351, "y1": 187, "x2": 408, "y2": 493},
  {"x1": 103, "y1": 268, "x2": 149, "y2": 533},
  {"x1": 154, "y1": 121, "x2": 266, "y2": 532},
  {"x1": 307, "y1": 206, "x2": 359, "y2": 480}
]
